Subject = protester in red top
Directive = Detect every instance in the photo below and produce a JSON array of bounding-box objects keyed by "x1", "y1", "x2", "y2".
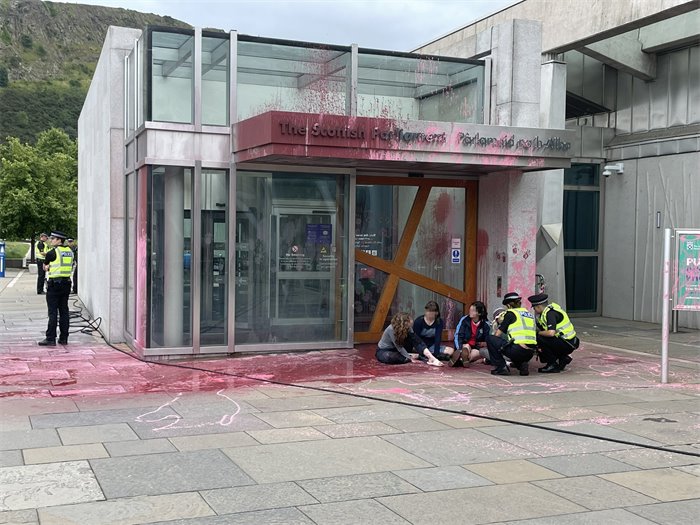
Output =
[{"x1": 453, "y1": 301, "x2": 490, "y2": 367}]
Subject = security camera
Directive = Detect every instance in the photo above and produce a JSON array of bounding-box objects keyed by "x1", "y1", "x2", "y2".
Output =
[{"x1": 603, "y1": 163, "x2": 624, "y2": 177}]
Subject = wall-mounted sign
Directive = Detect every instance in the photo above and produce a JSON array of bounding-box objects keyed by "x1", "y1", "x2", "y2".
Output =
[
  {"x1": 451, "y1": 249, "x2": 461, "y2": 264},
  {"x1": 674, "y1": 229, "x2": 700, "y2": 311}
]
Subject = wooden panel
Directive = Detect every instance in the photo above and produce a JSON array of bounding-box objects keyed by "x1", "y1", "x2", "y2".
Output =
[
  {"x1": 356, "y1": 250, "x2": 469, "y2": 303},
  {"x1": 368, "y1": 274, "x2": 400, "y2": 334},
  {"x1": 357, "y1": 176, "x2": 473, "y2": 188}
]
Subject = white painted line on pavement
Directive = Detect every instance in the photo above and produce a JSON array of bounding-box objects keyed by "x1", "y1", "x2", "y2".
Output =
[{"x1": 6, "y1": 270, "x2": 24, "y2": 288}]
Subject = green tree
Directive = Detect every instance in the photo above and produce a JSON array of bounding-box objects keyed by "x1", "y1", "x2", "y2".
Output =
[{"x1": 0, "y1": 129, "x2": 77, "y2": 260}]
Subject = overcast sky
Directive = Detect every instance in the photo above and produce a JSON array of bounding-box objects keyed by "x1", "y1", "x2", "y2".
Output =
[{"x1": 62, "y1": 0, "x2": 516, "y2": 50}]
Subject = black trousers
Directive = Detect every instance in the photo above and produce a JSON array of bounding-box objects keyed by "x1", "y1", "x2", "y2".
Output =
[
  {"x1": 72, "y1": 265, "x2": 78, "y2": 293},
  {"x1": 537, "y1": 335, "x2": 579, "y2": 365},
  {"x1": 486, "y1": 334, "x2": 534, "y2": 369},
  {"x1": 46, "y1": 279, "x2": 71, "y2": 342},
  {"x1": 37, "y1": 262, "x2": 46, "y2": 293}
]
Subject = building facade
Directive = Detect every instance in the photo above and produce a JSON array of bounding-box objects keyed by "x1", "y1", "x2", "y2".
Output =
[
  {"x1": 417, "y1": 0, "x2": 699, "y2": 328},
  {"x1": 79, "y1": 0, "x2": 697, "y2": 358}
]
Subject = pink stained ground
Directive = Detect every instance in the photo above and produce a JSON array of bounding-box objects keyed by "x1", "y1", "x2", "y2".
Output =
[{"x1": 1, "y1": 340, "x2": 697, "y2": 400}]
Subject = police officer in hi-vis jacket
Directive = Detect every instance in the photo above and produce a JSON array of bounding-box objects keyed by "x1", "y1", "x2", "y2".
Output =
[
  {"x1": 528, "y1": 293, "x2": 579, "y2": 373},
  {"x1": 485, "y1": 292, "x2": 537, "y2": 376},
  {"x1": 35, "y1": 232, "x2": 49, "y2": 294},
  {"x1": 38, "y1": 231, "x2": 74, "y2": 346}
]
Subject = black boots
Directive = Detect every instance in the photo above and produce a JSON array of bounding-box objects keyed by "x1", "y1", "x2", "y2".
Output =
[
  {"x1": 38, "y1": 339, "x2": 56, "y2": 346},
  {"x1": 558, "y1": 355, "x2": 573, "y2": 370},
  {"x1": 491, "y1": 366, "x2": 510, "y2": 375},
  {"x1": 538, "y1": 363, "x2": 560, "y2": 373}
]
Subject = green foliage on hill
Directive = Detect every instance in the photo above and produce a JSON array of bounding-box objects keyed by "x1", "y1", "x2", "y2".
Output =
[{"x1": 0, "y1": 0, "x2": 190, "y2": 144}]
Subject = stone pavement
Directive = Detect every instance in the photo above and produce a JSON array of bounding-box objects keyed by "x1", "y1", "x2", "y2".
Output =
[{"x1": 0, "y1": 268, "x2": 699, "y2": 525}]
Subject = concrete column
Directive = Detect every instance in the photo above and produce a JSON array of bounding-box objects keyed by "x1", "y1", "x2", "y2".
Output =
[
  {"x1": 477, "y1": 171, "x2": 538, "y2": 311},
  {"x1": 476, "y1": 20, "x2": 542, "y2": 311},
  {"x1": 535, "y1": 53, "x2": 567, "y2": 307},
  {"x1": 164, "y1": 168, "x2": 184, "y2": 346}
]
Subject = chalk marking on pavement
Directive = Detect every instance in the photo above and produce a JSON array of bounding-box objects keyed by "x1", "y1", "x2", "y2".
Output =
[{"x1": 6, "y1": 270, "x2": 24, "y2": 288}]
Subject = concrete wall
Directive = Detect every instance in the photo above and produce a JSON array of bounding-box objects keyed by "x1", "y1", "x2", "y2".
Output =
[
  {"x1": 602, "y1": 151, "x2": 700, "y2": 329},
  {"x1": 78, "y1": 26, "x2": 141, "y2": 343},
  {"x1": 416, "y1": 0, "x2": 696, "y2": 55}
]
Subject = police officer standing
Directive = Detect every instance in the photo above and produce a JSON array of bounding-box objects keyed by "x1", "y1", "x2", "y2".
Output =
[
  {"x1": 528, "y1": 293, "x2": 579, "y2": 373},
  {"x1": 486, "y1": 292, "x2": 537, "y2": 376},
  {"x1": 35, "y1": 232, "x2": 49, "y2": 295},
  {"x1": 67, "y1": 238, "x2": 78, "y2": 294},
  {"x1": 38, "y1": 231, "x2": 74, "y2": 346}
]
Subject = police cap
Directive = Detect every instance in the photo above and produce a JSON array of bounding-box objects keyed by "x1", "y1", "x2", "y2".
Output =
[
  {"x1": 502, "y1": 292, "x2": 521, "y2": 305},
  {"x1": 528, "y1": 293, "x2": 549, "y2": 306}
]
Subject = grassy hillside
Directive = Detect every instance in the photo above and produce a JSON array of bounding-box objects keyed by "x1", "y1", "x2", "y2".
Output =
[{"x1": 0, "y1": 0, "x2": 190, "y2": 143}]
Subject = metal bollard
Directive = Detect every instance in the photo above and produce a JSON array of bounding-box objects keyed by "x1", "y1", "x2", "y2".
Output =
[{"x1": 0, "y1": 240, "x2": 5, "y2": 278}]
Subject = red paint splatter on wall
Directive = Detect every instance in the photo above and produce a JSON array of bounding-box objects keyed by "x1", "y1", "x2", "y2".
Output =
[{"x1": 433, "y1": 192, "x2": 452, "y2": 224}]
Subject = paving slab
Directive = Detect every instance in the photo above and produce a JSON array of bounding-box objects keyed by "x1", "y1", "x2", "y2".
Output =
[
  {"x1": 245, "y1": 393, "x2": 372, "y2": 412},
  {"x1": 312, "y1": 404, "x2": 425, "y2": 424},
  {"x1": 254, "y1": 410, "x2": 334, "y2": 428},
  {"x1": 600, "y1": 468, "x2": 700, "y2": 501},
  {"x1": 0, "y1": 428, "x2": 60, "y2": 451},
  {"x1": 150, "y1": 507, "x2": 315, "y2": 525},
  {"x1": 603, "y1": 448, "x2": 700, "y2": 469},
  {"x1": 464, "y1": 459, "x2": 563, "y2": 484},
  {"x1": 627, "y1": 499, "x2": 700, "y2": 525},
  {"x1": 314, "y1": 421, "x2": 401, "y2": 438},
  {"x1": 0, "y1": 415, "x2": 32, "y2": 431},
  {"x1": 168, "y1": 431, "x2": 257, "y2": 451},
  {"x1": 394, "y1": 465, "x2": 493, "y2": 491},
  {"x1": 89, "y1": 449, "x2": 255, "y2": 498},
  {"x1": 600, "y1": 412, "x2": 700, "y2": 445},
  {"x1": 58, "y1": 423, "x2": 139, "y2": 445},
  {"x1": 0, "y1": 509, "x2": 38, "y2": 524},
  {"x1": 246, "y1": 426, "x2": 330, "y2": 444},
  {"x1": 675, "y1": 464, "x2": 700, "y2": 476},
  {"x1": 0, "y1": 450, "x2": 23, "y2": 467},
  {"x1": 23, "y1": 443, "x2": 109, "y2": 464},
  {"x1": 128, "y1": 413, "x2": 272, "y2": 439},
  {"x1": 222, "y1": 436, "x2": 430, "y2": 483},
  {"x1": 299, "y1": 499, "x2": 410, "y2": 525},
  {"x1": 169, "y1": 399, "x2": 259, "y2": 419},
  {"x1": 383, "y1": 428, "x2": 535, "y2": 466},
  {"x1": 104, "y1": 438, "x2": 177, "y2": 457},
  {"x1": 384, "y1": 417, "x2": 453, "y2": 432},
  {"x1": 201, "y1": 481, "x2": 317, "y2": 514},
  {"x1": 530, "y1": 453, "x2": 639, "y2": 476},
  {"x1": 0, "y1": 460, "x2": 103, "y2": 511},
  {"x1": 533, "y1": 475, "x2": 657, "y2": 510},
  {"x1": 502, "y1": 508, "x2": 658, "y2": 524},
  {"x1": 297, "y1": 472, "x2": 421, "y2": 502},
  {"x1": 30, "y1": 406, "x2": 179, "y2": 429},
  {"x1": 477, "y1": 423, "x2": 646, "y2": 457},
  {"x1": 378, "y1": 482, "x2": 587, "y2": 525},
  {"x1": 36, "y1": 493, "x2": 215, "y2": 525}
]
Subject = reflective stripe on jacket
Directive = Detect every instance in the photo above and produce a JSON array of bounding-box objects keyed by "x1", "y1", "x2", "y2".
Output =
[
  {"x1": 507, "y1": 308, "x2": 537, "y2": 346},
  {"x1": 537, "y1": 302, "x2": 576, "y2": 340},
  {"x1": 48, "y1": 246, "x2": 74, "y2": 279}
]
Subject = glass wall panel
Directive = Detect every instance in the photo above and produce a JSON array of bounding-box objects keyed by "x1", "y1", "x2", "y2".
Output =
[
  {"x1": 563, "y1": 190, "x2": 599, "y2": 251},
  {"x1": 200, "y1": 169, "x2": 228, "y2": 345},
  {"x1": 202, "y1": 35, "x2": 229, "y2": 126},
  {"x1": 150, "y1": 30, "x2": 194, "y2": 123},
  {"x1": 125, "y1": 172, "x2": 136, "y2": 337},
  {"x1": 237, "y1": 37, "x2": 349, "y2": 120},
  {"x1": 235, "y1": 171, "x2": 349, "y2": 344},
  {"x1": 406, "y1": 187, "x2": 465, "y2": 287},
  {"x1": 564, "y1": 163, "x2": 599, "y2": 186},
  {"x1": 149, "y1": 166, "x2": 193, "y2": 347},
  {"x1": 565, "y1": 256, "x2": 598, "y2": 312},
  {"x1": 357, "y1": 51, "x2": 483, "y2": 123}
]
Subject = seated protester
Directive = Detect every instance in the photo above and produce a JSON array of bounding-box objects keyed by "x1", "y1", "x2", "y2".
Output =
[
  {"x1": 413, "y1": 301, "x2": 456, "y2": 365},
  {"x1": 485, "y1": 292, "x2": 537, "y2": 376},
  {"x1": 453, "y1": 301, "x2": 490, "y2": 367},
  {"x1": 528, "y1": 293, "x2": 579, "y2": 373},
  {"x1": 376, "y1": 312, "x2": 443, "y2": 366}
]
